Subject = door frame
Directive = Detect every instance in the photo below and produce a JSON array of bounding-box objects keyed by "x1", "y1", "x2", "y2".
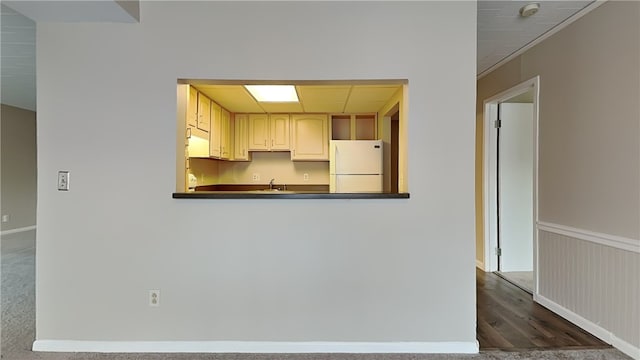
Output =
[{"x1": 482, "y1": 76, "x2": 540, "y2": 292}]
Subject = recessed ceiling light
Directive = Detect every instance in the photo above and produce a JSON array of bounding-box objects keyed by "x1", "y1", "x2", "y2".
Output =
[
  {"x1": 244, "y1": 85, "x2": 299, "y2": 102},
  {"x1": 519, "y1": 3, "x2": 540, "y2": 18}
]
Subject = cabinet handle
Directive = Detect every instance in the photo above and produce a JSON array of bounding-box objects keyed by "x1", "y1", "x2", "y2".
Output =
[
  {"x1": 264, "y1": 140, "x2": 267, "y2": 146},
  {"x1": 272, "y1": 139, "x2": 274, "y2": 146}
]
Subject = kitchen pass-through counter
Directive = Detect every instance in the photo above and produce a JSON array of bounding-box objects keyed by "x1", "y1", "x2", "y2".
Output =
[{"x1": 173, "y1": 184, "x2": 409, "y2": 199}]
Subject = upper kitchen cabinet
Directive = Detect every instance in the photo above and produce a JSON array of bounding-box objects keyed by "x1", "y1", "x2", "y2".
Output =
[
  {"x1": 187, "y1": 86, "x2": 198, "y2": 128},
  {"x1": 248, "y1": 114, "x2": 290, "y2": 151},
  {"x1": 291, "y1": 114, "x2": 329, "y2": 161},
  {"x1": 233, "y1": 114, "x2": 250, "y2": 161},
  {"x1": 331, "y1": 114, "x2": 377, "y2": 140},
  {"x1": 248, "y1": 114, "x2": 269, "y2": 150},
  {"x1": 270, "y1": 114, "x2": 290, "y2": 150},
  {"x1": 197, "y1": 92, "x2": 211, "y2": 132},
  {"x1": 210, "y1": 101, "x2": 222, "y2": 158},
  {"x1": 220, "y1": 108, "x2": 232, "y2": 159}
]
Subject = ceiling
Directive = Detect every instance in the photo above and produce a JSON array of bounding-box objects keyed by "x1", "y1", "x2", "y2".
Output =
[
  {"x1": 195, "y1": 84, "x2": 403, "y2": 114},
  {"x1": 478, "y1": 1, "x2": 595, "y2": 75},
  {"x1": 2, "y1": 1, "x2": 598, "y2": 112}
]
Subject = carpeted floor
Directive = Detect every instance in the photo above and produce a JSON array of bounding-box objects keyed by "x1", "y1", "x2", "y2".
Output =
[
  {"x1": 1, "y1": 230, "x2": 632, "y2": 360},
  {"x1": 1, "y1": 229, "x2": 36, "y2": 356}
]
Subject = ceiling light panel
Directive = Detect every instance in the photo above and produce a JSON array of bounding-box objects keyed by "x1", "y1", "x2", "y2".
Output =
[{"x1": 245, "y1": 85, "x2": 299, "y2": 102}]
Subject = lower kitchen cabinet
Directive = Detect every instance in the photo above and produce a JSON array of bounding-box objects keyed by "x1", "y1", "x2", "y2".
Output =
[{"x1": 291, "y1": 114, "x2": 329, "y2": 161}]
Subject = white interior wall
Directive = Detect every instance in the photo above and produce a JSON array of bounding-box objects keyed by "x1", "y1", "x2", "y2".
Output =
[{"x1": 35, "y1": 1, "x2": 476, "y2": 349}]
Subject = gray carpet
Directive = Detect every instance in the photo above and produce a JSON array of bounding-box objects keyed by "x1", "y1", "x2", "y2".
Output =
[
  {"x1": 1, "y1": 229, "x2": 36, "y2": 357},
  {"x1": 1, "y1": 230, "x2": 632, "y2": 360}
]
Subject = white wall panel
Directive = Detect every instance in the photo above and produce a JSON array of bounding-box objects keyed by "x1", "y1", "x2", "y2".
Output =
[
  {"x1": 35, "y1": 1, "x2": 477, "y2": 348},
  {"x1": 539, "y1": 230, "x2": 640, "y2": 349}
]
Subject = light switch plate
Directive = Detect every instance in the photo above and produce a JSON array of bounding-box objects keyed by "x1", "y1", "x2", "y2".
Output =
[{"x1": 58, "y1": 171, "x2": 70, "y2": 191}]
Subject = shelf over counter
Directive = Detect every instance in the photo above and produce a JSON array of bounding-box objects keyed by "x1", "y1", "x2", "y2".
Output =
[{"x1": 172, "y1": 192, "x2": 410, "y2": 199}]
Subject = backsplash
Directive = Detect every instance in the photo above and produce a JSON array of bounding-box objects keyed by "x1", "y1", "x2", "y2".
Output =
[{"x1": 189, "y1": 152, "x2": 329, "y2": 186}]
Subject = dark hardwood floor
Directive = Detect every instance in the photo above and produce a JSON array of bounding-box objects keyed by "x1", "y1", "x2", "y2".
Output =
[{"x1": 476, "y1": 268, "x2": 611, "y2": 350}]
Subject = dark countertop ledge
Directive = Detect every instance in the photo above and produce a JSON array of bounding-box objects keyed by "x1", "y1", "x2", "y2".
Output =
[{"x1": 173, "y1": 191, "x2": 410, "y2": 199}]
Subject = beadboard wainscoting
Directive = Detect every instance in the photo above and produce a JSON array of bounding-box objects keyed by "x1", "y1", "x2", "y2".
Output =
[{"x1": 536, "y1": 225, "x2": 640, "y2": 359}]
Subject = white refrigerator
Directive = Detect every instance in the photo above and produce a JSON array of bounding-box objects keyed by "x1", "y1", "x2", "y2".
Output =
[{"x1": 329, "y1": 140, "x2": 383, "y2": 193}]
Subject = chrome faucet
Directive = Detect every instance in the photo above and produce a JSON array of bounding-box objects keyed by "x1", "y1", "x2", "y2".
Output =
[{"x1": 269, "y1": 178, "x2": 275, "y2": 190}]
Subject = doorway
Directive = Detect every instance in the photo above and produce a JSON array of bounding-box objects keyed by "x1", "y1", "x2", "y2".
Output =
[
  {"x1": 482, "y1": 77, "x2": 539, "y2": 294},
  {"x1": 496, "y1": 100, "x2": 534, "y2": 292}
]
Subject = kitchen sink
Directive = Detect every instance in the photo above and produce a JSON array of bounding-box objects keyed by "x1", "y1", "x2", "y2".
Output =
[{"x1": 248, "y1": 189, "x2": 296, "y2": 194}]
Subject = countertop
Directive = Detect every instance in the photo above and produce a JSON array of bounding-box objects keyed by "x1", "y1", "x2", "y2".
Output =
[
  {"x1": 174, "y1": 184, "x2": 409, "y2": 199},
  {"x1": 173, "y1": 191, "x2": 410, "y2": 199}
]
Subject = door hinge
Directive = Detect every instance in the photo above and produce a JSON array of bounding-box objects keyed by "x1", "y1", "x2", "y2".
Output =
[
  {"x1": 496, "y1": 247, "x2": 502, "y2": 256},
  {"x1": 494, "y1": 119, "x2": 502, "y2": 128}
]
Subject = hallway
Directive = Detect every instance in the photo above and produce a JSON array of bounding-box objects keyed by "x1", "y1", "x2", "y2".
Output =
[{"x1": 476, "y1": 268, "x2": 610, "y2": 350}]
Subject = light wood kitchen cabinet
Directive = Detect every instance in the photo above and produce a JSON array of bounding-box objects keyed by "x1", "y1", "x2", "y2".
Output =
[
  {"x1": 331, "y1": 114, "x2": 377, "y2": 140},
  {"x1": 291, "y1": 114, "x2": 329, "y2": 161},
  {"x1": 248, "y1": 113, "x2": 290, "y2": 151},
  {"x1": 220, "y1": 108, "x2": 232, "y2": 159},
  {"x1": 197, "y1": 93, "x2": 211, "y2": 132},
  {"x1": 187, "y1": 86, "x2": 198, "y2": 128},
  {"x1": 248, "y1": 114, "x2": 269, "y2": 150},
  {"x1": 233, "y1": 114, "x2": 250, "y2": 161},
  {"x1": 269, "y1": 114, "x2": 290, "y2": 150},
  {"x1": 209, "y1": 101, "x2": 222, "y2": 158}
]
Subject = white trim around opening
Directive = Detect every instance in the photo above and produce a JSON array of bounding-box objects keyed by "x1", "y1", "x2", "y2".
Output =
[{"x1": 482, "y1": 76, "x2": 540, "y2": 295}]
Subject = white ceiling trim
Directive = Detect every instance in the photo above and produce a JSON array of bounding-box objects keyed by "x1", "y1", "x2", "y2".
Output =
[{"x1": 477, "y1": 0, "x2": 608, "y2": 80}]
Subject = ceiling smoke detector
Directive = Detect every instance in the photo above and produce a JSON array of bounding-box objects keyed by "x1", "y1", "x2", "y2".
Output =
[{"x1": 519, "y1": 3, "x2": 540, "y2": 17}]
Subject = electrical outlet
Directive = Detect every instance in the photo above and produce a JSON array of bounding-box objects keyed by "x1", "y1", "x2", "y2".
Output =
[
  {"x1": 252, "y1": 173, "x2": 260, "y2": 181},
  {"x1": 57, "y1": 171, "x2": 70, "y2": 191},
  {"x1": 303, "y1": 173, "x2": 309, "y2": 181},
  {"x1": 2, "y1": 215, "x2": 9, "y2": 223},
  {"x1": 149, "y1": 290, "x2": 160, "y2": 307}
]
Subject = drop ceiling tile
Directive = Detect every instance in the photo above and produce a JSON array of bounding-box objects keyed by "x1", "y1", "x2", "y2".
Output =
[
  {"x1": 195, "y1": 85, "x2": 263, "y2": 113},
  {"x1": 348, "y1": 86, "x2": 401, "y2": 103},
  {"x1": 297, "y1": 85, "x2": 351, "y2": 102},
  {"x1": 259, "y1": 102, "x2": 304, "y2": 113},
  {"x1": 302, "y1": 102, "x2": 346, "y2": 113},
  {"x1": 343, "y1": 101, "x2": 387, "y2": 114}
]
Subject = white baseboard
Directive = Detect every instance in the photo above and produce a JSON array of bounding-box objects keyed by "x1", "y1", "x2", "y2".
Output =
[
  {"x1": 0, "y1": 225, "x2": 36, "y2": 236},
  {"x1": 535, "y1": 294, "x2": 640, "y2": 360},
  {"x1": 32, "y1": 340, "x2": 479, "y2": 354}
]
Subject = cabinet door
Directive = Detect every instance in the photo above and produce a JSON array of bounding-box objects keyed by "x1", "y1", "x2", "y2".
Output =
[
  {"x1": 209, "y1": 102, "x2": 222, "y2": 158},
  {"x1": 233, "y1": 114, "x2": 250, "y2": 161},
  {"x1": 187, "y1": 86, "x2": 198, "y2": 128},
  {"x1": 291, "y1": 114, "x2": 329, "y2": 160},
  {"x1": 220, "y1": 108, "x2": 231, "y2": 159},
  {"x1": 248, "y1": 114, "x2": 269, "y2": 150},
  {"x1": 197, "y1": 93, "x2": 210, "y2": 132},
  {"x1": 269, "y1": 114, "x2": 290, "y2": 150}
]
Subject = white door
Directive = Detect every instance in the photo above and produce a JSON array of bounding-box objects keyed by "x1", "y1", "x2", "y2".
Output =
[{"x1": 498, "y1": 103, "x2": 534, "y2": 272}]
